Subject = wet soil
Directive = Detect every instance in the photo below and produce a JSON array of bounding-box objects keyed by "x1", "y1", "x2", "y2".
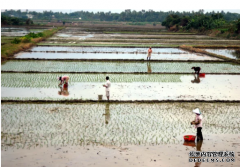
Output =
[
  {"x1": 29, "y1": 46, "x2": 186, "y2": 53},
  {"x1": 14, "y1": 52, "x2": 221, "y2": 61},
  {"x1": 2, "y1": 75, "x2": 240, "y2": 101},
  {"x1": 205, "y1": 49, "x2": 240, "y2": 60},
  {"x1": 1, "y1": 132, "x2": 240, "y2": 167}
]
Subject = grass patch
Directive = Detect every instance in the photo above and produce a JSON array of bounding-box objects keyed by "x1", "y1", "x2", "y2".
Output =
[
  {"x1": 1, "y1": 27, "x2": 64, "y2": 61},
  {"x1": 193, "y1": 45, "x2": 240, "y2": 49}
]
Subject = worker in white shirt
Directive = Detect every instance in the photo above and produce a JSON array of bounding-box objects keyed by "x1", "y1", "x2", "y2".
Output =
[
  {"x1": 191, "y1": 108, "x2": 203, "y2": 141},
  {"x1": 103, "y1": 76, "x2": 111, "y2": 101}
]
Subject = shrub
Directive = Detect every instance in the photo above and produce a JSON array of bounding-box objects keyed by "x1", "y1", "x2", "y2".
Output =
[
  {"x1": 26, "y1": 32, "x2": 39, "y2": 38},
  {"x1": 37, "y1": 32, "x2": 44, "y2": 37},
  {"x1": 11, "y1": 38, "x2": 21, "y2": 44},
  {"x1": 21, "y1": 36, "x2": 31, "y2": 43}
]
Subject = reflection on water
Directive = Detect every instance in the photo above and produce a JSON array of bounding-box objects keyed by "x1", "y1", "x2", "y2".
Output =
[
  {"x1": 184, "y1": 140, "x2": 203, "y2": 166},
  {"x1": 191, "y1": 74, "x2": 201, "y2": 84},
  {"x1": 104, "y1": 103, "x2": 110, "y2": 125},
  {"x1": 1, "y1": 103, "x2": 239, "y2": 150},
  {"x1": 147, "y1": 62, "x2": 152, "y2": 73},
  {"x1": 58, "y1": 83, "x2": 69, "y2": 96},
  {"x1": 196, "y1": 140, "x2": 203, "y2": 151}
]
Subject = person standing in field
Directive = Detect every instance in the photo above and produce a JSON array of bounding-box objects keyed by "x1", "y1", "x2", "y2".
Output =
[
  {"x1": 58, "y1": 76, "x2": 70, "y2": 86},
  {"x1": 103, "y1": 76, "x2": 111, "y2": 101},
  {"x1": 191, "y1": 108, "x2": 203, "y2": 141},
  {"x1": 147, "y1": 47, "x2": 152, "y2": 60}
]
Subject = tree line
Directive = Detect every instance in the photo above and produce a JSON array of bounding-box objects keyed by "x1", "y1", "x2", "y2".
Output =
[
  {"x1": 1, "y1": 15, "x2": 33, "y2": 25},
  {"x1": 162, "y1": 13, "x2": 240, "y2": 33},
  {"x1": 1, "y1": 9, "x2": 240, "y2": 22}
]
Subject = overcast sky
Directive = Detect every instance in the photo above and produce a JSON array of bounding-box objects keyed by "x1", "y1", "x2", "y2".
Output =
[
  {"x1": 1, "y1": 0, "x2": 240, "y2": 14},
  {"x1": 2, "y1": 9, "x2": 240, "y2": 14}
]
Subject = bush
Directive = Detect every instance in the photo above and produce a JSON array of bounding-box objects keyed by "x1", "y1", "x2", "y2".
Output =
[
  {"x1": 11, "y1": 38, "x2": 21, "y2": 44},
  {"x1": 21, "y1": 36, "x2": 31, "y2": 43},
  {"x1": 26, "y1": 32, "x2": 39, "y2": 38},
  {"x1": 38, "y1": 32, "x2": 44, "y2": 37}
]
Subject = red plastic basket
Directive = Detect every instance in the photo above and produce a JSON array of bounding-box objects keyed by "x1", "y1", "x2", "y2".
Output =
[
  {"x1": 199, "y1": 73, "x2": 205, "y2": 77},
  {"x1": 184, "y1": 135, "x2": 196, "y2": 142}
]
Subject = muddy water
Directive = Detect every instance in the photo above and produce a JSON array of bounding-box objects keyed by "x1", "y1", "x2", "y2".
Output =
[
  {"x1": 2, "y1": 75, "x2": 240, "y2": 101},
  {"x1": 205, "y1": 49, "x2": 240, "y2": 60},
  {"x1": 2, "y1": 60, "x2": 240, "y2": 73},
  {"x1": 1, "y1": 103, "x2": 239, "y2": 148},
  {"x1": 2, "y1": 134, "x2": 240, "y2": 167},
  {"x1": 55, "y1": 33, "x2": 94, "y2": 39},
  {"x1": 29, "y1": 46, "x2": 186, "y2": 53},
  {"x1": 14, "y1": 52, "x2": 221, "y2": 61}
]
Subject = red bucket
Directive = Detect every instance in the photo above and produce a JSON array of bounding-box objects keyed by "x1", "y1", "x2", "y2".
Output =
[
  {"x1": 199, "y1": 73, "x2": 205, "y2": 77},
  {"x1": 184, "y1": 135, "x2": 196, "y2": 142}
]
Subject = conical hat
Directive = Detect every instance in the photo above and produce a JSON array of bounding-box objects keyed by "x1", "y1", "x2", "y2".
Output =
[{"x1": 193, "y1": 108, "x2": 201, "y2": 114}]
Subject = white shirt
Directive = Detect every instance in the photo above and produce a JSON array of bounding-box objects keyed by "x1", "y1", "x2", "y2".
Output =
[
  {"x1": 105, "y1": 80, "x2": 111, "y2": 91},
  {"x1": 195, "y1": 114, "x2": 203, "y2": 128}
]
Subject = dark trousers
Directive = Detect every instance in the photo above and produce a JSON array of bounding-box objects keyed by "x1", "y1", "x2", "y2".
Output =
[{"x1": 197, "y1": 127, "x2": 203, "y2": 141}]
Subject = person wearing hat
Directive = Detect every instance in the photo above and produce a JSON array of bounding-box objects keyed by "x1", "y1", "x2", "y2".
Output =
[
  {"x1": 58, "y1": 76, "x2": 70, "y2": 86},
  {"x1": 191, "y1": 108, "x2": 203, "y2": 141}
]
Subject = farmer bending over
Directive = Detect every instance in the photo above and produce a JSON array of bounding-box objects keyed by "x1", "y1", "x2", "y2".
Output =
[
  {"x1": 58, "y1": 76, "x2": 70, "y2": 86},
  {"x1": 191, "y1": 67, "x2": 201, "y2": 74},
  {"x1": 191, "y1": 108, "x2": 203, "y2": 141}
]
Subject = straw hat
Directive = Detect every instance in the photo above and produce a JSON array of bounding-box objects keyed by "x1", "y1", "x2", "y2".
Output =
[{"x1": 193, "y1": 108, "x2": 201, "y2": 115}]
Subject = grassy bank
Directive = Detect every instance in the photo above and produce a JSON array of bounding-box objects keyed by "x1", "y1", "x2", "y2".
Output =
[
  {"x1": 180, "y1": 45, "x2": 240, "y2": 64},
  {"x1": 1, "y1": 27, "x2": 64, "y2": 61}
]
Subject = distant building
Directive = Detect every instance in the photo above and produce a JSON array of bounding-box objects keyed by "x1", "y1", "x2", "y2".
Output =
[
  {"x1": 149, "y1": 9, "x2": 153, "y2": 12},
  {"x1": 26, "y1": 14, "x2": 34, "y2": 19}
]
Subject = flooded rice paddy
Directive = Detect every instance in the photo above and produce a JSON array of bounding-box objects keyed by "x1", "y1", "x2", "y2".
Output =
[
  {"x1": 1, "y1": 27, "x2": 48, "y2": 37},
  {"x1": 205, "y1": 49, "x2": 240, "y2": 60},
  {"x1": 14, "y1": 52, "x2": 221, "y2": 61},
  {"x1": 2, "y1": 26, "x2": 240, "y2": 167},
  {"x1": 29, "y1": 46, "x2": 186, "y2": 53},
  {"x1": 1, "y1": 102, "x2": 240, "y2": 149},
  {"x1": 2, "y1": 74, "x2": 240, "y2": 101},
  {"x1": 2, "y1": 60, "x2": 240, "y2": 73}
]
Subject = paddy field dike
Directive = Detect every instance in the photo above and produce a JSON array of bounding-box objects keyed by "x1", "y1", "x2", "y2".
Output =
[{"x1": 1, "y1": 25, "x2": 240, "y2": 167}]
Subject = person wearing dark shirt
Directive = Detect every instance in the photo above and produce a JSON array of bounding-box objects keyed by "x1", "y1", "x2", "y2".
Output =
[{"x1": 191, "y1": 67, "x2": 201, "y2": 74}]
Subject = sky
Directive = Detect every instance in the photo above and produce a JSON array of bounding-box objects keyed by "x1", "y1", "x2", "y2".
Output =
[
  {"x1": 2, "y1": 9, "x2": 240, "y2": 14},
  {"x1": 1, "y1": 0, "x2": 240, "y2": 14}
]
